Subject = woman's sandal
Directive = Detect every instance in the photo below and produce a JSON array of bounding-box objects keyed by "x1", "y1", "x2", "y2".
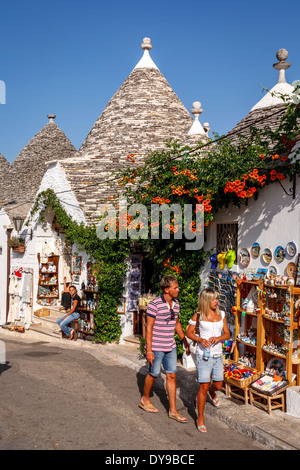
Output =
[
  {"x1": 197, "y1": 424, "x2": 207, "y2": 433},
  {"x1": 69, "y1": 329, "x2": 74, "y2": 340},
  {"x1": 209, "y1": 392, "x2": 220, "y2": 407}
]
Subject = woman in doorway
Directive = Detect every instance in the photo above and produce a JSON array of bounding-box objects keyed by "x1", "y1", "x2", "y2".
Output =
[
  {"x1": 57, "y1": 285, "x2": 81, "y2": 340},
  {"x1": 186, "y1": 288, "x2": 230, "y2": 433}
]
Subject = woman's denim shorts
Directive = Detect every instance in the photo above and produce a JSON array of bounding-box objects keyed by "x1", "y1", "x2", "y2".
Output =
[
  {"x1": 149, "y1": 348, "x2": 177, "y2": 377},
  {"x1": 195, "y1": 354, "x2": 224, "y2": 383}
]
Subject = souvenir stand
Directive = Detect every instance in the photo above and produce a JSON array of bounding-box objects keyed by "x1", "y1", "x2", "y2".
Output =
[
  {"x1": 209, "y1": 242, "x2": 300, "y2": 413},
  {"x1": 226, "y1": 242, "x2": 300, "y2": 412},
  {"x1": 37, "y1": 254, "x2": 59, "y2": 306},
  {"x1": 127, "y1": 254, "x2": 143, "y2": 335},
  {"x1": 75, "y1": 263, "x2": 98, "y2": 340}
]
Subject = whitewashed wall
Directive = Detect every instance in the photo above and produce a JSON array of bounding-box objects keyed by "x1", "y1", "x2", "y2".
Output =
[
  {"x1": 0, "y1": 210, "x2": 12, "y2": 324},
  {"x1": 10, "y1": 162, "x2": 87, "y2": 313},
  {"x1": 200, "y1": 177, "x2": 300, "y2": 286}
]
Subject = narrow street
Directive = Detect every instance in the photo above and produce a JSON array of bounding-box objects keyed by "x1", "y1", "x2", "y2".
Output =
[{"x1": 0, "y1": 337, "x2": 263, "y2": 452}]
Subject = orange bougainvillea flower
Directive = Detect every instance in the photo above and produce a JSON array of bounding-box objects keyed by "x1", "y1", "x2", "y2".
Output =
[
  {"x1": 272, "y1": 154, "x2": 279, "y2": 160},
  {"x1": 281, "y1": 156, "x2": 288, "y2": 162},
  {"x1": 260, "y1": 154, "x2": 265, "y2": 160}
]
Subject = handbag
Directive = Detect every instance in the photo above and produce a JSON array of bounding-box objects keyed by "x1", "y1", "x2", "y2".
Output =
[{"x1": 186, "y1": 312, "x2": 200, "y2": 355}]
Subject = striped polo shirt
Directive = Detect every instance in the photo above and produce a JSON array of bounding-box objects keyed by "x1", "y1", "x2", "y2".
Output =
[{"x1": 146, "y1": 294, "x2": 179, "y2": 352}]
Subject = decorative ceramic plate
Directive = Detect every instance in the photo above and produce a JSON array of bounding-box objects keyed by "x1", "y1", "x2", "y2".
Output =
[
  {"x1": 266, "y1": 358, "x2": 286, "y2": 376},
  {"x1": 286, "y1": 242, "x2": 297, "y2": 257},
  {"x1": 251, "y1": 243, "x2": 260, "y2": 258},
  {"x1": 268, "y1": 265, "x2": 277, "y2": 275},
  {"x1": 275, "y1": 246, "x2": 286, "y2": 262},
  {"x1": 286, "y1": 262, "x2": 297, "y2": 277},
  {"x1": 262, "y1": 248, "x2": 272, "y2": 264},
  {"x1": 239, "y1": 248, "x2": 250, "y2": 267}
]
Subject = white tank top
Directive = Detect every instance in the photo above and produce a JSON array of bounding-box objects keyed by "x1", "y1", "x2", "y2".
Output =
[{"x1": 189, "y1": 310, "x2": 225, "y2": 356}]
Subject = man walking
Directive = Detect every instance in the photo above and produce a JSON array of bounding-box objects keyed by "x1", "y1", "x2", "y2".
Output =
[{"x1": 139, "y1": 275, "x2": 190, "y2": 422}]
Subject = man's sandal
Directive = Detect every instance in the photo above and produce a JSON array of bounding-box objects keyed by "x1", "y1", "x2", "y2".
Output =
[
  {"x1": 139, "y1": 400, "x2": 159, "y2": 413},
  {"x1": 168, "y1": 412, "x2": 188, "y2": 423}
]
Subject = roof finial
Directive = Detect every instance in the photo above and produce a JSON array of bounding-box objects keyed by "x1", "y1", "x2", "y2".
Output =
[
  {"x1": 47, "y1": 114, "x2": 56, "y2": 123},
  {"x1": 273, "y1": 49, "x2": 291, "y2": 84},
  {"x1": 141, "y1": 37, "x2": 152, "y2": 51},
  {"x1": 188, "y1": 102, "x2": 206, "y2": 135},
  {"x1": 134, "y1": 37, "x2": 158, "y2": 70}
]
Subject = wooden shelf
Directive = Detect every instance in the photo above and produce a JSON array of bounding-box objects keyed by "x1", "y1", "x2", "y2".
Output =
[
  {"x1": 236, "y1": 338, "x2": 257, "y2": 348},
  {"x1": 234, "y1": 277, "x2": 300, "y2": 386}
]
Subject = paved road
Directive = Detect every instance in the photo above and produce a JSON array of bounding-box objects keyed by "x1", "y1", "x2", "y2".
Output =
[{"x1": 0, "y1": 338, "x2": 262, "y2": 451}]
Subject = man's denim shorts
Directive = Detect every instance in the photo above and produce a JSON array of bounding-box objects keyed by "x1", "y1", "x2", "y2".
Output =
[
  {"x1": 195, "y1": 354, "x2": 224, "y2": 383},
  {"x1": 149, "y1": 348, "x2": 177, "y2": 377}
]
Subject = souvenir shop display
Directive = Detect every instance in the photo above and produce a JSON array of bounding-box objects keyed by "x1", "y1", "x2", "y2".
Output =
[
  {"x1": 128, "y1": 254, "x2": 143, "y2": 335},
  {"x1": 7, "y1": 267, "x2": 33, "y2": 325},
  {"x1": 37, "y1": 254, "x2": 60, "y2": 306},
  {"x1": 207, "y1": 270, "x2": 237, "y2": 326},
  {"x1": 274, "y1": 246, "x2": 286, "y2": 263},
  {"x1": 234, "y1": 276, "x2": 300, "y2": 386},
  {"x1": 128, "y1": 254, "x2": 142, "y2": 312},
  {"x1": 286, "y1": 242, "x2": 297, "y2": 258},
  {"x1": 223, "y1": 359, "x2": 260, "y2": 405},
  {"x1": 262, "y1": 248, "x2": 272, "y2": 264},
  {"x1": 222, "y1": 339, "x2": 233, "y2": 358},
  {"x1": 286, "y1": 262, "x2": 297, "y2": 278},
  {"x1": 268, "y1": 266, "x2": 277, "y2": 275},
  {"x1": 239, "y1": 248, "x2": 250, "y2": 267},
  {"x1": 250, "y1": 373, "x2": 289, "y2": 396},
  {"x1": 295, "y1": 254, "x2": 300, "y2": 287},
  {"x1": 239, "y1": 352, "x2": 256, "y2": 368},
  {"x1": 251, "y1": 243, "x2": 260, "y2": 258},
  {"x1": 224, "y1": 362, "x2": 258, "y2": 382}
]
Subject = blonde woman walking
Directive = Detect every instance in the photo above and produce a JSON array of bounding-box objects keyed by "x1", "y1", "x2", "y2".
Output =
[{"x1": 186, "y1": 288, "x2": 230, "y2": 433}]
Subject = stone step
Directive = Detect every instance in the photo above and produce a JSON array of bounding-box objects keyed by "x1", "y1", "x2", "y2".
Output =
[{"x1": 123, "y1": 335, "x2": 141, "y2": 345}]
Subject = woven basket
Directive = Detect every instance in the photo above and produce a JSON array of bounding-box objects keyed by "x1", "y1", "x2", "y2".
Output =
[
  {"x1": 34, "y1": 308, "x2": 50, "y2": 317},
  {"x1": 224, "y1": 359, "x2": 260, "y2": 389}
]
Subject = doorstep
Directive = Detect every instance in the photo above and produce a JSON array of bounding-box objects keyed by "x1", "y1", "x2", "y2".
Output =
[{"x1": 122, "y1": 335, "x2": 141, "y2": 346}]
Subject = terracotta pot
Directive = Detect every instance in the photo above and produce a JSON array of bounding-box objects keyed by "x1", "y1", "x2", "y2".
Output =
[{"x1": 12, "y1": 245, "x2": 25, "y2": 253}]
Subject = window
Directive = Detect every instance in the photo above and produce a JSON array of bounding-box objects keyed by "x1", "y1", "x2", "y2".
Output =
[{"x1": 216, "y1": 223, "x2": 238, "y2": 255}]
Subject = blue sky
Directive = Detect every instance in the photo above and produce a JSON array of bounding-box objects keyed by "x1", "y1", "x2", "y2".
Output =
[{"x1": 0, "y1": 0, "x2": 299, "y2": 163}]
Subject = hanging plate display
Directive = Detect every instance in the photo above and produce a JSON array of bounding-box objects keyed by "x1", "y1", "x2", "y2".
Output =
[
  {"x1": 286, "y1": 241, "x2": 297, "y2": 258},
  {"x1": 239, "y1": 248, "x2": 250, "y2": 267},
  {"x1": 275, "y1": 246, "x2": 286, "y2": 262},
  {"x1": 251, "y1": 243, "x2": 260, "y2": 258},
  {"x1": 286, "y1": 262, "x2": 297, "y2": 278},
  {"x1": 268, "y1": 265, "x2": 277, "y2": 275},
  {"x1": 262, "y1": 248, "x2": 272, "y2": 264}
]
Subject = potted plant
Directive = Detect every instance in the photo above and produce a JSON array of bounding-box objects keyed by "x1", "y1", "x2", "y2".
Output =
[{"x1": 8, "y1": 237, "x2": 25, "y2": 253}]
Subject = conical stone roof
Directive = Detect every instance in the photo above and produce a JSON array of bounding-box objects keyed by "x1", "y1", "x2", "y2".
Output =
[
  {"x1": 1, "y1": 115, "x2": 76, "y2": 218},
  {"x1": 76, "y1": 38, "x2": 192, "y2": 159},
  {"x1": 60, "y1": 38, "x2": 195, "y2": 224},
  {"x1": 0, "y1": 153, "x2": 10, "y2": 202},
  {"x1": 226, "y1": 49, "x2": 294, "y2": 145}
]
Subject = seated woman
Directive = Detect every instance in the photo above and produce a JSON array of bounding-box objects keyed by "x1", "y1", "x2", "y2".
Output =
[{"x1": 57, "y1": 285, "x2": 81, "y2": 340}]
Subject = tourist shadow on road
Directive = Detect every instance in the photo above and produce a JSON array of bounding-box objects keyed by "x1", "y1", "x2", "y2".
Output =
[
  {"x1": 136, "y1": 364, "x2": 198, "y2": 424},
  {"x1": 0, "y1": 362, "x2": 12, "y2": 376}
]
